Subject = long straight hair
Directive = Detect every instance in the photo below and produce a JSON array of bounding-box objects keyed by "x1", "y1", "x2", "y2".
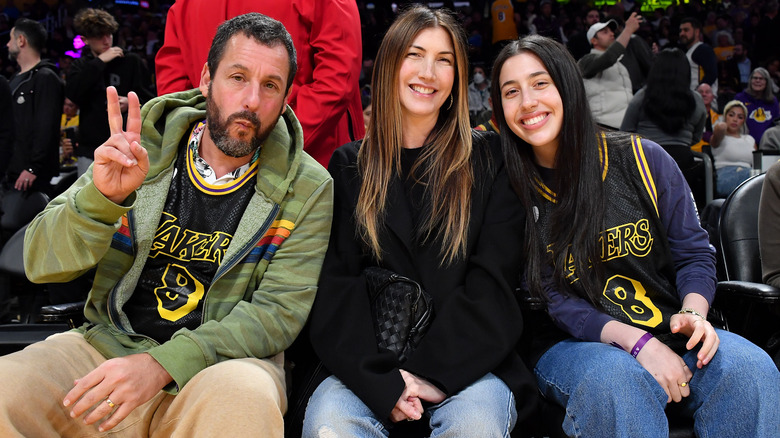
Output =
[
  {"x1": 491, "y1": 35, "x2": 606, "y2": 303},
  {"x1": 357, "y1": 5, "x2": 473, "y2": 264}
]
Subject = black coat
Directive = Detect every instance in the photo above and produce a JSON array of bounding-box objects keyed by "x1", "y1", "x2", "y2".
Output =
[
  {"x1": 309, "y1": 132, "x2": 537, "y2": 422},
  {"x1": 7, "y1": 61, "x2": 63, "y2": 182}
]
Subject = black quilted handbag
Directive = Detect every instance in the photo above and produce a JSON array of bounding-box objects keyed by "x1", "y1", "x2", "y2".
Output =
[{"x1": 364, "y1": 267, "x2": 434, "y2": 363}]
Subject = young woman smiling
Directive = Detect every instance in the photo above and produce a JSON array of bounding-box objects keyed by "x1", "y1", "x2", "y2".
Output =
[
  {"x1": 492, "y1": 35, "x2": 780, "y2": 437},
  {"x1": 302, "y1": 6, "x2": 536, "y2": 437}
]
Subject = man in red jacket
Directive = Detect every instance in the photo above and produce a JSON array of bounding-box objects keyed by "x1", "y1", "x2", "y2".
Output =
[{"x1": 155, "y1": 0, "x2": 365, "y2": 167}]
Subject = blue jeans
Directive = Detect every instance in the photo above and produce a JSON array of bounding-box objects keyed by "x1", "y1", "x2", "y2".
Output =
[
  {"x1": 716, "y1": 165, "x2": 751, "y2": 198},
  {"x1": 302, "y1": 373, "x2": 517, "y2": 438},
  {"x1": 534, "y1": 330, "x2": 780, "y2": 438}
]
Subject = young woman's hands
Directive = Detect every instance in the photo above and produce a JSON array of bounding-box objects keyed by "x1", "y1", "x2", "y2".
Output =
[
  {"x1": 671, "y1": 312, "x2": 720, "y2": 368},
  {"x1": 390, "y1": 369, "x2": 446, "y2": 422},
  {"x1": 635, "y1": 338, "x2": 693, "y2": 403}
]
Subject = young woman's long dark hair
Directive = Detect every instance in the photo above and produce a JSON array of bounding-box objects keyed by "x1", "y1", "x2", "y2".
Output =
[
  {"x1": 642, "y1": 48, "x2": 696, "y2": 134},
  {"x1": 490, "y1": 35, "x2": 610, "y2": 304}
]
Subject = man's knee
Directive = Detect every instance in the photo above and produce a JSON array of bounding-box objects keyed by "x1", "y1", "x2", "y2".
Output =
[{"x1": 183, "y1": 357, "x2": 287, "y2": 412}]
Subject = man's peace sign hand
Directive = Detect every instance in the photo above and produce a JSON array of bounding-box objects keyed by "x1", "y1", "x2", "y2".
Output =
[{"x1": 93, "y1": 86, "x2": 149, "y2": 205}]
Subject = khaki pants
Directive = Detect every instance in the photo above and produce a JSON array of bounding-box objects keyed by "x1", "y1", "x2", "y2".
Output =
[{"x1": 0, "y1": 331, "x2": 287, "y2": 437}]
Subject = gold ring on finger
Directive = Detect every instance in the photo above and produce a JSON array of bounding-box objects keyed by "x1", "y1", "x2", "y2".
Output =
[
  {"x1": 679, "y1": 382, "x2": 688, "y2": 387},
  {"x1": 106, "y1": 398, "x2": 116, "y2": 408}
]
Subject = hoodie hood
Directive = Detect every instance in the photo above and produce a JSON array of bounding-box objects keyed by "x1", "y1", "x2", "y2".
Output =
[
  {"x1": 139, "y1": 88, "x2": 306, "y2": 204},
  {"x1": 11, "y1": 60, "x2": 62, "y2": 92},
  {"x1": 34, "y1": 60, "x2": 60, "y2": 75}
]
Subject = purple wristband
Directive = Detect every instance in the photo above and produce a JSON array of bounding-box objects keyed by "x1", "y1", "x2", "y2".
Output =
[{"x1": 630, "y1": 332, "x2": 653, "y2": 358}]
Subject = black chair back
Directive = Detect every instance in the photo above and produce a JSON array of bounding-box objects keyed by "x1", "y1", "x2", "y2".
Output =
[
  {"x1": 1, "y1": 191, "x2": 49, "y2": 233},
  {"x1": 0, "y1": 224, "x2": 26, "y2": 277},
  {"x1": 719, "y1": 174, "x2": 765, "y2": 282}
]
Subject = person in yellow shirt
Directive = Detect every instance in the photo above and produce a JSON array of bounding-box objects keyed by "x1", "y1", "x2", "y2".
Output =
[
  {"x1": 59, "y1": 97, "x2": 79, "y2": 166},
  {"x1": 491, "y1": 0, "x2": 518, "y2": 45}
]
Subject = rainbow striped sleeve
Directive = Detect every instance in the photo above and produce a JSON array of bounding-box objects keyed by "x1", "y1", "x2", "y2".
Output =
[
  {"x1": 110, "y1": 214, "x2": 134, "y2": 254},
  {"x1": 245, "y1": 219, "x2": 296, "y2": 264}
]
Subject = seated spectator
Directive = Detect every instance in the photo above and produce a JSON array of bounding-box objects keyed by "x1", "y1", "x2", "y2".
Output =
[
  {"x1": 468, "y1": 63, "x2": 491, "y2": 127},
  {"x1": 713, "y1": 30, "x2": 735, "y2": 61},
  {"x1": 579, "y1": 13, "x2": 643, "y2": 130},
  {"x1": 303, "y1": 6, "x2": 536, "y2": 436},
  {"x1": 492, "y1": 34, "x2": 780, "y2": 438},
  {"x1": 735, "y1": 67, "x2": 779, "y2": 144},
  {"x1": 59, "y1": 97, "x2": 78, "y2": 167},
  {"x1": 691, "y1": 83, "x2": 720, "y2": 152},
  {"x1": 732, "y1": 43, "x2": 752, "y2": 89},
  {"x1": 710, "y1": 100, "x2": 756, "y2": 197},
  {"x1": 0, "y1": 13, "x2": 332, "y2": 436}
]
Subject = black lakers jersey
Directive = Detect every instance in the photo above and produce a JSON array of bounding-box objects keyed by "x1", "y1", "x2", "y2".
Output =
[
  {"x1": 123, "y1": 134, "x2": 258, "y2": 343},
  {"x1": 535, "y1": 134, "x2": 682, "y2": 342}
]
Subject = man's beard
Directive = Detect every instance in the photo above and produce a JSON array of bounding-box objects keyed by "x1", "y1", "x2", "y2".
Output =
[
  {"x1": 205, "y1": 89, "x2": 280, "y2": 158},
  {"x1": 7, "y1": 49, "x2": 17, "y2": 62}
]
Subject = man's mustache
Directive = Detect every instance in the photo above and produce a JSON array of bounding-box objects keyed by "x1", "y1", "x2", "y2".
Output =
[{"x1": 226, "y1": 110, "x2": 261, "y2": 129}]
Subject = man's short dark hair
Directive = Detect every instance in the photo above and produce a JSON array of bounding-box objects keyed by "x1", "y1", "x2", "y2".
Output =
[
  {"x1": 207, "y1": 13, "x2": 297, "y2": 93},
  {"x1": 73, "y1": 8, "x2": 119, "y2": 38},
  {"x1": 680, "y1": 17, "x2": 702, "y2": 30},
  {"x1": 12, "y1": 18, "x2": 47, "y2": 53}
]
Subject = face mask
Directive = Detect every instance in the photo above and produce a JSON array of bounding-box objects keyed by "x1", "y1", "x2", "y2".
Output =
[{"x1": 473, "y1": 72, "x2": 485, "y2": 84}]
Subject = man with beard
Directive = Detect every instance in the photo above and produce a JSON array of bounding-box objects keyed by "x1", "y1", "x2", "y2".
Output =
[
  {"x1": 0, "y1": 13, "x2": 333, "y2": 437},
  {"x1": 3, "y1": 18, "x2": 63, "y2": 193},
  {"x1": 579, "y1": 13, "x2": 642, "y2": 129},
  {"x1": 567, "y1": 8, "x2": 601, "y2": 61},
  {"x1": 679, "y1": 17, "x2": 719, "y2": 97},
  {"x1": 154, "y1": 0, "x2": 364, "y2": 168}
]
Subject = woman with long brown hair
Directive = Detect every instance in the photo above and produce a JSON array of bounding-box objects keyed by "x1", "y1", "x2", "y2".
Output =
[{"x1": 302, "y1": 5, "x2": 535, "y2": 437}]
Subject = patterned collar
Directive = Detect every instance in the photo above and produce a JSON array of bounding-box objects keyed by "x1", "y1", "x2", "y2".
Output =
[{"x1": 188, "y1": 120, "x2": 261, "y2": 184}]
